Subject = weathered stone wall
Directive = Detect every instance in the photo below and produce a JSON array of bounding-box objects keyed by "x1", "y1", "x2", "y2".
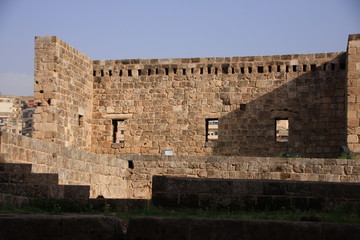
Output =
[
  {"x1": 347, "y1": 34, "x2": 360, "y2": 154},
  {"x1": 31, "y1": 35, "x2": 360, "y2": 158},
  {"x1": 92, "y1": 52, "x2": 347, "y2": 158},
  {"x1": 33, "y1": 36, "x2": 93, "y2": 150},
  {"x1": 122, "y1": 154, "x2": 360, "y2": 199},
  {"x1": 152, "y1": 176, "x2": 360, "y2": 211},
  {"x1": 127, "y1": 217, "x2": 360, "y2": 240},
  {"x1": 0, "y1": 132, "x2": 127, "y2": 198}
]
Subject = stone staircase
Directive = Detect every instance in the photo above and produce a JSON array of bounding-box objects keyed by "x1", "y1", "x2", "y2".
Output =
[{"x1": 0, "y1": 155, "x2": 90, "y2": 207}]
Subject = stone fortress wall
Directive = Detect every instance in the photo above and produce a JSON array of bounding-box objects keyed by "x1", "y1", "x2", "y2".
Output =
[
  {"x1": 0, "y1": 33, "x2": 352, "y2": 199},
  {"x1": 2, "y1": 131, "x2": 360, "y2": 199},
  {"x1": 92, "y1": 52, "x2": 346, "y2": 158},
  {"x1": 32, "y1": 34, "x2": 360, "y2": 158},
  {"x1": 33, "y1": 36, "x2": 93, "y2": 150}
]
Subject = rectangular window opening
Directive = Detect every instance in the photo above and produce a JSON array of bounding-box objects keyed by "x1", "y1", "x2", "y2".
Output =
[
  {"x1": 277, "y1": 65, "x2": 281, "y2": 72},
  {"x1": 292, "y1": 65, "x2": 297, "y2": 72},
  {"x1": 200, "y1": 68, "x2": 203, "y2": 75},
  {"x1": 183, "y1": 69, "x2": 187, "y2": 75},
  {"x1": 331, "y1": 63, "x2": 336, "y2": 70},
  {"x1": 257, "y1": 66, "x2": 264, "y2": 73},
  {"x1": 222, "y1": 65, "x2": 229, "y2": 74},
  {"x1": 138, "y1": 69, "x2": 142, "y2": 76},
  {"x1": 93, "y1": 70, "x2": 96, "y2": 76},
  {"x1": 208, "y1": 67, "x2": 211, "y2": 74},
  {"x1": 248, "y1": 67, "x2": 252, "y2": 74},
  {"x1": 147, "y1": 69, "x2": 151, "y2": 76},
  {"x1": 286, "y1": 66, "x2": 290, "y2": 72},
  {"x1": 78, "y1": 115, "x2": 84, "y2": 127},
  {"x1": 109, "y1": 70, "x2": 113, "y2": 76},
  {"x1": 165, "y1": 68, "x2": 169, "y2": 75},
  {"x1": 128, "y1": 70, "x2": 132, "y2": 77},
  {"x1": 206, "y1": 119, "x2": 219, "y2": 142},
  {"x1": 191, "y1": 68, "x2": 194, "y2": 74},
  {"x1": 173, "y1": 68, "x2": 177, "y2": 74},
  {"x1": 241, "y1": 67, "x2": 245, "y2": 74},
  {"x1": 303, "y1": 65, "x2": 307, "y2": 72},
  {"x1": 101, "y1": 70, "x2": 104, "y2": 77},
  {"x1": 119, "y1": 70, "x2": 123, "y2": 76},
  {"x1": 112, "y1": 119, "x2": 125, "y2": 145},
  {"x1": 311, "y1": 64, "x2": 317, "y2": 71},
  {"x1": 215, "y1": 68, "x2": 218, "y2": 75},
  {"x1": 231, "y1": 67, "x2": 235, "y2": 74},
  {"x1": 276, "y1": 119, "x2": 289, "y2": 142},
  {"x1": 268, "y1": 66, "x2": 272, "y2": 73}
]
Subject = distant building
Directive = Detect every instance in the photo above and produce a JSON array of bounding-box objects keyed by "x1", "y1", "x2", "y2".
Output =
[{"x1": 0, "y1": 95, "x2": 34, "y2": 136}]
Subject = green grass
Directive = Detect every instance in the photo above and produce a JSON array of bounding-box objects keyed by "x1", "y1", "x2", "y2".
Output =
[{"x1": 1, "y1": 201, "x2": 359, "y2": 224}]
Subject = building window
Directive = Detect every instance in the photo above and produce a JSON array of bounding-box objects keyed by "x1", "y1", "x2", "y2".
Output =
[
  {"x1": 112, "y1": 119, "x2": 125, "y2": 145},
  {"x1": 78, "y1": 114, "x2": 84, "y2": 127},
  {"x1": 276, "y1": 119, "x2": 289, "y2": 142},
  {"x1": 206, "y1": 119, "x2": 219, "y2": 141}
]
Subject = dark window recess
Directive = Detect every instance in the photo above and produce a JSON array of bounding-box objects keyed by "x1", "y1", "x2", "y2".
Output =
[
  {"x1": 200, "y1": 68, "x2": 203, "y2": 74},
  {"x1": 311, "y1": 64, "x2": 317, "y2": 71},
  {"x1": 240, "y1": 104, "x2": 246, "y2": 111},
  {"x1": 222, "y1": 66, "x2": 228, "y2": 74},
  {"x1": 173, "y1": 68, "x2": 177, "y2": 74},
  {"x1": 331, "y1": 63, "x2": 336, "y2": 70},
  {"x1": 147, "y1": 69, "x2": 151, "y2": 76},
  {"x1": 292, "y1": 65, "x2": 297, "y2": 72},
  {"x1": 231, "y1": 67, "x2": 235, "y2": 74},
  {"x1": 119, "y1": 70, "x2": 123, "y2": 76},
  {"x1": 191, "y1": 68, "x2": 194, "y2": 74},
  {"x1": 215, "y1": 68, "x2": 218, "y2": 75},
  {"x1": 78, "y1": 114, "x2": 83, "y2": 127},
  {"x1": 128, "y1": 70, "x2": 132, "y2": 76},
  {"x1": 109, "y1": 70, "x2": 112, "y2": 76},
  {"x1": 128, "y1": 160, "x2": 134, "y2": 169},
  {"x1": 286, "y1": 66, "x2": 290, "y2": 72},
  {"x1": 248, "y1": 67, "x2": 252, "y2": 74},
  {"x1": 241, "y1": 67, "x2": 245, "y2": 74},
  {"x1": 165, "y1": 68, "x2": 169, "y2": 75},
  {"x1": 40, "y1": 90, "x2": 44, "y2": 93},
  {"x1": 303, "y1": 65, "x2": 307, "y2": 72},
  {"x1": 277, "y1": 65, "x2": 281, "y2": 72},
  {"x1": 340, "y1": 63, "x2": 346, "y2": 70},
  {"x1": 268, "y1": 66, "x2": 272, "y2": 73},
  {"x1": 208, "y1": 67, "x2": 211, "y2": 74},
  {"x1": 183, "y1": 69, "x2": 186, "y2": 75},
  {"x1": 138, "y1": 69, "x2": 141, "y2": 76},
  {"x1": 93, "y1": 70, "x2": 96, "y2": 76},
  {"x1": 258, "y1": 66, "x2": 264, "y2": 73},
  {"x1": 101, "y1": 70, "x2": 104, "y2": 77},
  {"x1": 156, "y1": 68, "x2": 159, "y2": 74}
]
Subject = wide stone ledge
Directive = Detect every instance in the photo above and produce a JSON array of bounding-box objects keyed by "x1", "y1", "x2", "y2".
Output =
[
  {"x1": 127, "y1": 217, "x2": 360, "y2": 240},
  {"x1": 0, "y1": 214, "x2": 125, "y2": 240}
]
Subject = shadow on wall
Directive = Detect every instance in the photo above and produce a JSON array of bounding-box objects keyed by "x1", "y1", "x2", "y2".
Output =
[{"x1": 212, "y1": 54, "x2": 347, "y2": 158}]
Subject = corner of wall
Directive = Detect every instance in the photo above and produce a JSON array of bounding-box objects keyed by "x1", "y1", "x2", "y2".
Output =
[
  {"x1": 346, "y1": 34, "x2": 360, "y2": 153},
  {"x1": 33, "y1": 36, "x2": 94, "y2": 150}
]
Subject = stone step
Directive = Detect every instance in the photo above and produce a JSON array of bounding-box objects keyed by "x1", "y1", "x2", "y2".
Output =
[
  {"x1": 0, "y1": 183, "x2": 90, "y2": 199},
  {"x1": 0, "y1": 163, "x2": 32, "y2": 174},
  {"x1": 0, "y1": 172, "x2": 58, "y2": 185}
]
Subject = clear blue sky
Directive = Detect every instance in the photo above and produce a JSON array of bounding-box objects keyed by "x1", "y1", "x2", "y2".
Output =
[{"x1": 0, "y1": 0, "x2": 359, "y2": 96}]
